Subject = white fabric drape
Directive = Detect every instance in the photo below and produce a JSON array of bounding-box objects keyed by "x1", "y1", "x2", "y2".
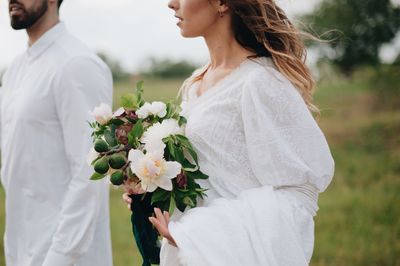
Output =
[
  {"x1": 160, "y1": 57, "x2": 334, "y2": 266},
  {"x1": 0, "y1": 23, "x2": 113, "y2": 266}
]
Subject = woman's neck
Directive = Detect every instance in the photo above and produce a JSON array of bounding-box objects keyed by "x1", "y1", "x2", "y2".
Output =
[{"x1": 203, "y1": 23, "x2": 255, "y2": 70}]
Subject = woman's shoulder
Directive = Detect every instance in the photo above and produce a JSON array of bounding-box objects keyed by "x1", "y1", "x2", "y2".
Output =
[
  {"x1": 244, "y1": 57, "x2": 291, "y2": 88},
  {"x1": 241, "y1": 57, "x2": 309, "y2": 114}
]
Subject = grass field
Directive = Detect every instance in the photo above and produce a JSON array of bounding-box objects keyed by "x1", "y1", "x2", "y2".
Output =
[{"x1": 0, "y1": 76, "x2": 399, "y2": 266}]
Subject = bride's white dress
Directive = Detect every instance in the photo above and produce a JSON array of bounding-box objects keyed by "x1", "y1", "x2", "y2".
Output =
[{"x1": 160, "y1": 57, "x2": 335, "y2": 266}]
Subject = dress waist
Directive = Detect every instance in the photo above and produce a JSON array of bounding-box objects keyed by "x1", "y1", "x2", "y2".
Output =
[{"x1": 275, "y1": 183, "x2": 319, "y2": 216}]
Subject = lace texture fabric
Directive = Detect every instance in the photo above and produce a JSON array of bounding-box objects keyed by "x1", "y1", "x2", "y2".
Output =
[
  {"x1": 183, "y1": 57, "x2": 334, "y2": 197},
  {"x1": 160, "y1": 57, "x2": 335, "y2": 266}
]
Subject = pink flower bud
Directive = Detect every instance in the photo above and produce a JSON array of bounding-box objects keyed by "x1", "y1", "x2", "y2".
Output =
[
  {"x1": 176, "y1": 172, "x2": 188, "y2": 188},
  {"x1": 126, "y1": 110, "x2": 138, "y2": 120},
  {"x1": 115, "y1": 123, "x2": 134, "y2": 145}
]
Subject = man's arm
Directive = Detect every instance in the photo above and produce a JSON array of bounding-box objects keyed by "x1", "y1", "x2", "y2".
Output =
[{"x1": 42, "y1": 56, "x2": 113, "y2": 266}]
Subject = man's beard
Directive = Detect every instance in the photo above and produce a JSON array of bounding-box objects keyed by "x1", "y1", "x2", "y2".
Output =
[{"x1": 10, "y1": 0, "x2": 48, "y2": 30}]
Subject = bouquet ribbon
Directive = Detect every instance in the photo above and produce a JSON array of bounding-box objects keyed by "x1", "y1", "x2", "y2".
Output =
[{"x1": 130, "y1": 194, "x2": 160, "y2": 266}]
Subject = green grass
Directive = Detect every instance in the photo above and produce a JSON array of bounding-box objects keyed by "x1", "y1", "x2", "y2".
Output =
[
  {"x1": 0, "y1": 77, "x2": 399, "y2": 265},
  {"x1": 312, "y1": 80, "x2": 400, "y2": 265}
]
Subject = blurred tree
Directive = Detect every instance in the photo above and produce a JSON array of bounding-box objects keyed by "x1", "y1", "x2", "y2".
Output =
[
  {"x1": 142, "y1": 58, "x2": 197, "y2": 79},
  {"x1": 303, "y1": 0, "x2": 400, "y2": 74},
  {"x1": 97, "y1": 52, "x2": 130, "y2": 82},
  {"x1": 393, "y1": 53, "x2": 400, "y2": 65}
]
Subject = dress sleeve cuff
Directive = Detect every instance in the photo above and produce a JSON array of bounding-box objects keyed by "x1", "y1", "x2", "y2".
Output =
[
  {"x1": 168, "y1": 221, "x2": 194, "y2": 266},
  {"x1": 42, "y1": 249, "x2": 78, "y2": 266}
]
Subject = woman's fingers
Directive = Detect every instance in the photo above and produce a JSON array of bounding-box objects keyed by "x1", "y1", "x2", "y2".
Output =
[
  {"x1": 149, "y1": 216, "x2": 167, "y2": 235},
  {"x1": 164, "y1": 211, "x2": 170, "y2": 224},
  {"x1": 122, "y1": 193, "x2": 132, "y2": 204},
  {"x1": 149, "y1": 209, "x2": 176, "y2": 247},
  {"x1": 154, "y1": 208, "x2": 167, "y2": 226}
]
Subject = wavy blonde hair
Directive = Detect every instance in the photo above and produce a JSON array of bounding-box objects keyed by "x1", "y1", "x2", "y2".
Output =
[{"x1": 181, "y1": 0, "x2": 319, "y2": 113}]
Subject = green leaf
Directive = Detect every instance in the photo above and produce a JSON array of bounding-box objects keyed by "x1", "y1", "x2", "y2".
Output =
[
  {"x1": 110, "y1": 118, "x2": 125, "y2": 126},
  {"x1": 104, "y1": 128, "x2": 118, "y2": 147},
  {"x1": 91, "y1": 156, "x2": 100, "y2": 166},
  {"x1": 90, "y1": 172, "x2": 106, "y2": 180},
  {"x1": 183, "y1": 196, "x2": 196, "y2": 208},
  {"x1": 175, "y1": 199, "x2": 187, "y2": 213},
  {"x1": 151, "y1": 189, "x2": 170, "y2": 205},
  {"x1": 186, "y1": 147, "x2": 199, "y2": 165},
  {"x1": 127, "y1": 132, "x2": 138, "y2": 148},
  {"x1": 131, "y1": 120, "x2": 144, "y2": 139},
  {"x1": 167, "y1": 139, "x2": 176, "y2": 159},
  {"x1": 136, "y1": 80, "x2": 144, "y2": 91},
  {"x1": 186, "y1": 171, "x2": 209, "y2": 180},
  {"x1": 174, "y1": 146, "x2": 185, "y2": 164},
  {"x1": 136, "y1": 81, "x2": 145, "y2": 106},
  {"x1": 120, "y1": 94, "x2": 138, "y2": 109},
  {"x1": 182, "y1": 159, "x2": 198, "y2": 172},
  {"x1": 165, "y1": 103, "x2": 172, "y2": 118},
  {"x1": 175, "y1": 134, "x2": 190, "y2": 145},
  {"x1": 168, "y1": 195, "x2": 176, "y2": 215},
  {"x1": 175, "y1": 135, "x2": 198, "y2": 164},
  {"x1": 178, "y1": 116, "x2": 187, "y2": 127},
  {"x1": 127, "y1": 120, "x2": 143, "y2": 149}
]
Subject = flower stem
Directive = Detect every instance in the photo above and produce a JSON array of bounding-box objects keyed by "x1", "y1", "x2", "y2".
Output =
[{"x1": 100, "y1": 144, "x2": 132, "y2": 156}]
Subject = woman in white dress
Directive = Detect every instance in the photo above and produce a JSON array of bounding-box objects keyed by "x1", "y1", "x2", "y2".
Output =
[{"x1": 124, "y1": 0, "x2": 334, "y2": 265}]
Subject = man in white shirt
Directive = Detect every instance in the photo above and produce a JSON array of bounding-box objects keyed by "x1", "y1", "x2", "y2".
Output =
[{"x1": 1, "y1": 0, "x2": 113, "y2": 265}]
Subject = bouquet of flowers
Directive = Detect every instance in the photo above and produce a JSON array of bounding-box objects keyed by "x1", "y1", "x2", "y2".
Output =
[{"x1": 87, "y1": 81, "x2": 208, "y2": 266}]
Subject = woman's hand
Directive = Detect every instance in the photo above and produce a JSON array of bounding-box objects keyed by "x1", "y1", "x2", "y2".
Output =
[
  {"x1": 149, "y1": 208, "x2": 177, "y2": 247},
  {"x1": 121, "y1": 179, "x2": 145, "y2": 209},
  {"x1": 122, "y1": 192, "x2": 132, "y2": 208}
]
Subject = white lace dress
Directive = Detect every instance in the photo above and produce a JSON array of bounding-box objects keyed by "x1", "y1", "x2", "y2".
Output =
[{"x1": 159, "y1": 57, "x2": 335, "y2": 266}]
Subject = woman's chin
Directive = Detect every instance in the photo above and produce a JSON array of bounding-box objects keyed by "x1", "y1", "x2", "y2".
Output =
[{"x1": 180, "y1": 30, "x2": 200, "y2": 38}]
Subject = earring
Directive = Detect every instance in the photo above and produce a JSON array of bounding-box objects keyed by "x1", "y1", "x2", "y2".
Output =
[{"x1": 219, "y1": 11, "x2": 224, "y2": 18}]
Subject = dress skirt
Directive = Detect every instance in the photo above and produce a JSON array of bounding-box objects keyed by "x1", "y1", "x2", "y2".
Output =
[{"x1": 160, "y1": 185, "x2": 315, "y2": 266}]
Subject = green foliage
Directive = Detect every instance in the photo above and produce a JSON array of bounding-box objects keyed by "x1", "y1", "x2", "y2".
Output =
[
  {"x1": 1, "y1": 78, "x2": 398, "y2": 265},
  {"x1": 90, "y1": 172, "x2": 106, "y2": 181},
  {"x1": 303, "y1": 0, "x2": 400, "y2": 73},
  {"x1": 142, "y1": 58, "x2": 197, "y2": 79},
  {"x1": 369, "y1": 64, "x2": 400, "y2": 107},
  {"x1": 104, "y1": 126, "x2": 119, "y2": 147},
  {"x1": 97, "y1": 52, "x2": 130, "y2": 82},
  {"x1": 161, "y1": 134, "x2": 208, "y2": 213},
  {"x1": 120, "y1": 94, "x2": 139, "y2": 109},
  {"x1": 128, "y1": 120, "x2": 144, "y2": 148}
]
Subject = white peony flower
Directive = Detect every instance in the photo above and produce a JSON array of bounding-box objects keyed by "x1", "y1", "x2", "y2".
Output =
[
  {"x1": 141, "y1": 119, "x2": 184, "y2": 152},
  {"x1": 89, "y1": 103, "x2": 113, "y2": 125},
  {"x1": 136, "y1": 103, "x2": 152, "y2": 119},
  {"x1": 113, "y1": 107, "x2": 125, "y2": 117},
  {"x1": 136, "y1": 101, "x2": 167, "y2": 119},
  {"x1": 128, "y1": 148, "x2": 181, "y2": 192},
  {"x1": 86, "y1": 147, "x2": 99, "y2": 166},
  {"x1": 150, "y1": 101, "x2": 167, "y2": 118}
]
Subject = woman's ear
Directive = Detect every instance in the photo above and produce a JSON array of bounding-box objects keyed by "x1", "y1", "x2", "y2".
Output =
[
  {"x1": 211, "y1": 0, "x2": 230, "y2": 14},
  {"x1": 218, "y1": 0, "x2": 230, "y2": 13}
]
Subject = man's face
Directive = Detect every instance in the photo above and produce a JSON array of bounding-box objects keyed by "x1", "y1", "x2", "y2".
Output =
[{"x1": 8, "y1": 0, "x2": 48, "y2": 30}]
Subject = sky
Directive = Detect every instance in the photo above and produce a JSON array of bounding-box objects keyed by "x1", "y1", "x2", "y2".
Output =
[
  {"x1": 0, "y1": 0, "x2": 399, "y2": 72},
  {"x1": 0, "y1": 0, "x2": 323, "y2": 72}
]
